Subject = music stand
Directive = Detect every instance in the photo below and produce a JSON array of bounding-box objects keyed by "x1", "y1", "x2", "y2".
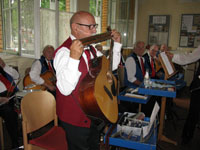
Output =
[{"x1": 157, "y1": 52, "x2": 177, "y2": 145}]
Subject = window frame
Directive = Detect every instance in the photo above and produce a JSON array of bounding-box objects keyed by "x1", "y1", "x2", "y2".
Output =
[{"x1": 1, "y1": 0, "x2": 102, "y2": 58}]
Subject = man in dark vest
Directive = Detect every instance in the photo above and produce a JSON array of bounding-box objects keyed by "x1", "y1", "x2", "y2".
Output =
[
  {"x1": 29, "y1": 45, "x2": 56, "y2": 93},
  {"x1": 53, "y1": 11, "x2": 122, "y2": 150},
  {"x1": 168, "y1": 45, "x2": 200, "y2": 145},
  {"x1": 124, "y1": 41, "x2": 146, "y2": 88},
  {"x1": 0, "y1": 57, "x2": 19, "y2": 149},
  {"x1": 143, "y1": 44, "x2": 160, "y2": 79}
]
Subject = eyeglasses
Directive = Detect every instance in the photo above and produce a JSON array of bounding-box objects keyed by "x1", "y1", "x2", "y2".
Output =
[{"x1": 76, "y1": 23, "x2": 98, "y2": 30}]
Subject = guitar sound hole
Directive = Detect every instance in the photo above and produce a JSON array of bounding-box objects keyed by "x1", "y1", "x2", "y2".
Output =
[{"x1": 111, "y1": 77, "x2": 116, "y2": 96}]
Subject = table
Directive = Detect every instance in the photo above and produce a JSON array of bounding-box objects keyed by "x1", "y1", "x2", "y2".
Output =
[
  {"x1": 103, "y1": 88, "x2": 156, "y2": 150},
  {"x1": 118, "y1": 87, "x2": 151, "y2": 112},
  {"x1": 138, "y1": 79, "x2": 177, "y2": 145}
]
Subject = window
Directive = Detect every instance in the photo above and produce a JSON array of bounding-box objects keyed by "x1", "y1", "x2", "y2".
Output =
[
  {"x1": 109, "y1": 0, "x2": 137, "y2": 47},
  {"x1": 2, "y1": 0, "x2": 19, "y2": 54},
  {"x1": 1, "y1": 0, "x2": 102, "y2": 58},
  {"x1": 89, "y1": 0, "x2": 102, "y2": 17},
  {"x1": 1, "y1": 0, "x2": 35, "y2": 56},
  {"x1": 40, "y1": 0, "x2": 67, "y2": 11}
]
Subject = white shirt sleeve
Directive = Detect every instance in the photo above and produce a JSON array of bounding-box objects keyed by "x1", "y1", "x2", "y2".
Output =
[
  {"x1": 3, "y1": 65, "x2": 19, "y2": 81},
  {"x1": 125, "y1": 57, "x2": 137, "y2": 83},
  {"x1": 0, "y1": 65, "x2": 20, "y2": 93},
  {"x1": 92, "y1": 42, "x2": 122, "y2": 71},
  {"x1": 29, "y1": 60, "x2": 44, "y2": 85},
  {"x1": 112, "y1": 42, "x2": 122, "y2": 70},
  {"x1": 54, "y1": 47, "x2": 81, "y2": 96},
  {"x1": 172, "y1": 45, "x2": 200, "y2": 65}
]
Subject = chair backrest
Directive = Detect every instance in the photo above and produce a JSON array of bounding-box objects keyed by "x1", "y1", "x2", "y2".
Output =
[{"x1": 21, "y1": 91, "x2": 57, "y2": 134}]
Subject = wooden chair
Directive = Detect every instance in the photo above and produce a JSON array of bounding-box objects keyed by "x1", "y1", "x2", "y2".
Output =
[
  {"x1": 21, "y1": 91, "x2": 68, "y2": 150},
  {"x1": 0, "y1": 117, "x2": 4, "y2": 150}
]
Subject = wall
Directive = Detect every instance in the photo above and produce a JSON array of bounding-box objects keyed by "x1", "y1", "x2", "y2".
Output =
[
  {"x1": 137, "y1": 0, "x2": 200, "y2": 51},
  {"x1": 77, "y1": 0, "x2": 89, "y2": 11},
  {"x1": 137, "y1": 0, "x2": 200, "y2": 85}
]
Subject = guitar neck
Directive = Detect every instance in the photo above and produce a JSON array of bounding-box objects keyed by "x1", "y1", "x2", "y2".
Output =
[
  {"x1": 80, "y1": 31, "x2": 112, "y2": 46},
  {"x1": 109, "y1": 39, "x2": 114, "y2": 72}
]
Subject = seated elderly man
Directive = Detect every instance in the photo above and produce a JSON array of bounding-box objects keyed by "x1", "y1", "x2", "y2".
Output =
[
  {"x1": 28, "y1": 45, "x2": 56, "y2": 95},
  {"x1": 143, "y1": 44, "x2": 160, "y2": 79},
  {"x1": 0, "y1": 57, "x2": 20, "y2": 149}
]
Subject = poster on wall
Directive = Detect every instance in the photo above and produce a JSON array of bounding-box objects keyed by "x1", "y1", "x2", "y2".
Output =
[
  {"x1": 148, "y1": 15, "x2": 170, "y2": 46},
  {"x1": 179, "y1": 14, "x2": 200, "y2": 48}
]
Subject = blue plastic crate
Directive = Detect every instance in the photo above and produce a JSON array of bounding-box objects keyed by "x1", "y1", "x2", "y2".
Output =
[
  {"x1": 104, "y1": 118, "x2": 157, "y2": 150},
  {"x1": 118, "y1": 87, "x2": 151, "y2": 104},
  {"x1": 138, "y1": 79, "x2": 176, "y2": 98}
]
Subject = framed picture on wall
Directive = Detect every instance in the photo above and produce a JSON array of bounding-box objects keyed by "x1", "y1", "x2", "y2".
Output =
[
  {"x1": 148, "y1": 15, "x2": 170, "y2": 46},
  {"x1": 179, "y1": 14, "x2": 200, "y2": 48}
]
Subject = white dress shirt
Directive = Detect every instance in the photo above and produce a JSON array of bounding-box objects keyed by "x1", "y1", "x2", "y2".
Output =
[
  {"x1": 0, "y1": 65, "x2": 19, "y2": 93},
  {"x1": 29, "y1": 58, "x2": 50, "y2": 85},
  {"x1": 54, "y1": 34, "x2": 122, "y2": 96},
  {"x1": 172, "y1": 45, "x2": 200, "y2": 65},
  {"x1": 125, "y1": 55, "x2": 144, "y2": 83}
]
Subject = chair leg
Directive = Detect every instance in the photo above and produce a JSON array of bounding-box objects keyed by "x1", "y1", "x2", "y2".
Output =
[{"x1": 0, "y1": 117, "x2": 4, "y2": 150}]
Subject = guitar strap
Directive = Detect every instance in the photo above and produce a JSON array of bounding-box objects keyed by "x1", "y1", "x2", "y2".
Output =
[{"x1": 89, "y1": 45, "x2": 99, "y2": 68}]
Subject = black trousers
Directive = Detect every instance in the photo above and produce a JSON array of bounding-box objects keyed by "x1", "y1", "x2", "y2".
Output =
[
  {"x1": 141, "y1": 96, "x2": 161, "y2": 117},
  {"x1": 59, "y1": 119, "x2": 100, "y2": 150},
  {"x1": 0, "y1": 91, "x2": 19, "y2": 148},
  {"x1": 0, "y1": 103, "x2": 19, "y2": 148},
  {"x1": 182, "y1": 89, "x2": 200, "y2": 139}
]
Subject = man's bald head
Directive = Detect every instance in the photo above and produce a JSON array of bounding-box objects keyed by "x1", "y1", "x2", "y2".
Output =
[
  {"x1": 70, "y1": 11, "x2": 94, "y2": 29},
  {"x1": 70, "y1": 11, "x2": 97, "y2": 39},
  {"x1": 133, "y1": 41, "x2": 145, "y2": 56}
]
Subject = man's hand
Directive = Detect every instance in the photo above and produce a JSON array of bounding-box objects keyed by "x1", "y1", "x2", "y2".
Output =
[
  {"x1": 111, "y1": 29, "x2": 121, "y2": 43},
  {"x1": 0, "y1": 58, "x2": 5, "y2": 68},
  {"x1": 0, "y1": 97, "x2": 9, "y2": 104},
  {"x1": 43, "y1": 83, "x2": 56, "y2": 91},
  {"x1": 47, "y1": 85, "x2": 56, "y2": 92},
  {"x1": 166, "y1": 51, "x2": 174, "y2": 60},
  {"x1": 70, "y1": 40, "x2": 84, "y2": 60}
]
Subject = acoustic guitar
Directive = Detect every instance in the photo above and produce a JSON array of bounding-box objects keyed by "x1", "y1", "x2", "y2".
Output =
[
  {"x1": 79, "y1": 28, "x2": 118, "y2": 124},
  {"x1": 23, "y1": 71, "x2": 56, "y2": 90}
]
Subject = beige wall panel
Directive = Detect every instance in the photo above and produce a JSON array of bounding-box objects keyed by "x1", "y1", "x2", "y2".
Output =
[
  {"x1": 77, "y1": 0, "x2": 89, "y2": 11},
  {"x1": 137, "y1": 0, "x2": 200, "y2": 51}
]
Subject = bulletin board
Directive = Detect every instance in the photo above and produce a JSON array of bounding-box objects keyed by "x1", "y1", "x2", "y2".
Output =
[
  {"x1": 179, "y1": 14, "x2": 200, "y2": 48},
  {"x1": 148, "y1": 15, "x2": 170, "y2": 46}
]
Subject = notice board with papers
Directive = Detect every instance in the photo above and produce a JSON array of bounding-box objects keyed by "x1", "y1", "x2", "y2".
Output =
[{"x1": 179, "y1": 14, "x2": 200, "y2": 48}]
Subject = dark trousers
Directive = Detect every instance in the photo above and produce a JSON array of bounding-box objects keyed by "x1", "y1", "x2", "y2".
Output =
[
  {"x1": 59, "y1": 119, "x2": 100, "y2": 150},
  {"x1": 0, "y1": 104, "x2": 19, "y2": 148},
  {"x1": 182, "y1": 90, "x2": 200, "y2": 139},
  {"x1": 0, "y1": 91, "x2": 19, "y2": 148},
  {"x1": 141, "y1": 96, "x2": 161, "y2": 117}
]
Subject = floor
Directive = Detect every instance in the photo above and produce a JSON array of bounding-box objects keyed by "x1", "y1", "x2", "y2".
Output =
[{"x1": 1, "y1": 87, "x2": 200, "y2": 150}]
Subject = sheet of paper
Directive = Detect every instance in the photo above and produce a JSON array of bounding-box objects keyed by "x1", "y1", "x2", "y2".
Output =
[
  {"x1": 160, "y1": 52, "x2": 174, "y2": 75},
  {"x1": 143, "y1": 102, "x2": 160, "y2": 138}
]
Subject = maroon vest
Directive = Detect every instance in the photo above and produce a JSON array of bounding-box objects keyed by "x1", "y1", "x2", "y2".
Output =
[{"x1": 54, "y1": 37, "x2": 96, "y2": 128}]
